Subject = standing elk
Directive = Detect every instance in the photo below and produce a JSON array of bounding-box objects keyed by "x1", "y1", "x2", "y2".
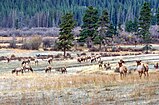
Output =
[
  {"x1": 154, "y1": 62, "x2": 158, "y2": 70},
  {"x1": 34, "y1": 59, "x2": 39, "y2": 65},
  {"x1": 98, "y1": 60, "x2": 103, "y2": 68},
  {"x1": 48, "y1": 57, "x2": 53, "y2": 64},
  {"x1": 118, "y1": 60, "x2": 128, "y2": 79},
  {"x1": 136, "y1": 60, "x2": 149, "y2": 78}
]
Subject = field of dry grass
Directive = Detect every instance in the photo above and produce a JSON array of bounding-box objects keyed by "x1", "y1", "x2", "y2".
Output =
[{"x1": 0, "y1": 71, "x2": 159, "y2": 104}]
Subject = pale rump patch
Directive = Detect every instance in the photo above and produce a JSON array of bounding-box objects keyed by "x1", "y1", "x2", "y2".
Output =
[{"x1": 137, "y1": 65, "x2": 144, "y2": 72}]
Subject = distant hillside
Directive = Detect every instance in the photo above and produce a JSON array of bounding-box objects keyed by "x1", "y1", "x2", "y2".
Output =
[{"x1": 0, "y1": 0, "x2": 158, "y2": 28}]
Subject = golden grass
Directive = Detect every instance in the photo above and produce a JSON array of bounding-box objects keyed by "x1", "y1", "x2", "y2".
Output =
[{"x1": 0, "y1": 71, "x2": 159, "y2": 93}]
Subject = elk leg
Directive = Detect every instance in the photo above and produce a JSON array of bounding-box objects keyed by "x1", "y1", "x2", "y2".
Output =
[
  {"x1": 146, "y1": 72, "x2": 149, "y2": 77},
  {"x1": 144, "y1": 72, "x2": 146, "y2": 77},
  {"x1": 140, "y1": 73, "x2": 142, "y2": 79},
  {"x1": 120, "y1": 73, "x2": 122, "y2": 79},
  {"x1": 138, "y1": 72, "x2": 141, "y2": 79}
]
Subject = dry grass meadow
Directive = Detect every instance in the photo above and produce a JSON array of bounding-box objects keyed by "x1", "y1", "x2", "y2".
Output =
[{"x1": 0, "y1": 71, "x2": 159, "y2": 105}]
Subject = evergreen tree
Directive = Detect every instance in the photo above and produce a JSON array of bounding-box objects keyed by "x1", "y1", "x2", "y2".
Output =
[
  {"x1": 157, "y1": 7, "x2": 159, "y2": 25},
  {"x1": 125, "y1": 20, "x2": 134, "y2": 32},
  {"x1": 125, "y1": 18, "x2": 138, "y2": 33},
  {"x1": 138, "y1": 2, "x2": 152, "y2": 53},
  {"x1": 138, "y1": 2, "x2": 152, "y2": 42},
  {"x1": 133, "y1": 18, "x2": 138, "y2": 32},
  {"x1": 57, "y1": 13, "x2": 76, "y2": 58},
  {"x1": 107, "y1": 23, "x2": 116, "y2": 43},
  {"x1": 98, "y1": 9, "x2": 110, "y2": 49},
  {"x1": 79, "y1": 6, "x2": 99, "y2": 48},
  {"x1": 0, "y1": 0, "x2": 158, "y2": 28}
]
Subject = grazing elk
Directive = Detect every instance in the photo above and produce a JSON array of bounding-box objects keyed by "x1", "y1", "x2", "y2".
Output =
[
  {"x1": 91, "y1": 57, "x2": 97, "y2": 63},
  {"x1": 48, "y1": 57, "x2": 53, "y2": 64},
  {"x1": 118, "y1": 60, "x2": 128, "y2": 79},
  {"x1": 56, "y1": 67, "x2": 67, "y2": 74},
  {"x1": 22, "y1": 64, "x2": 33, "y2": 73},
  {"x1": 98, "y1": 60, "x2": 103, "y2": 68},
  {"x1": 34, "y1": 59, "x2": 39, "y2": 65},
  {"x1": 12, "y1": 67, "x2": 23, "y2": 75},
  {"x1": 104, "y1": 63, "x2": 111, "y2": 70},
  {"x1": 45, "y1": 66, "x2": 52, "y2": 73},
  {"x1": 136, "y1": 60, "x2": 149, "y2": 78},
  {"x1": 21, "y1": 59, "x2": 30, "y2": 66}
]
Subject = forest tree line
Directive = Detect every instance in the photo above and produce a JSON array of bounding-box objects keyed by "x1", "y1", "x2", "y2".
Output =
[{"x1": 0, "y1": 0, "x2": 159, "y2": 28}]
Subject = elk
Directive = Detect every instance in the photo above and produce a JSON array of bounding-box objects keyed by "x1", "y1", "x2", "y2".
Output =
[
  {"x1": 45, "y1": 66, "x2": 52, "y2": 73},
  {"x1": 104, "y1": 63, "x2": 111, "y2": 70},
  {"x1": 118, "y1": 60, "x2": 128, "y2": 79},
  {"x1": 22, "y1": 64, "x2": 33, "y2": 73},
  {"x1": 136, "y1": 60, "x2": 149, "y2": 78},
  {"x1": 48, "y1": 57, "x2": 53, "y2": 64},
  {"x1": 12, "y1": 67, "x2": 23, "y2": 75},
  {"x1": 56, "y1": 67, "x2": 67, "y2": 74},
  {"x1": 154, "y1": 62, "x2": 158, "y2": 70},
  {"x1": 98, "y1": 60, "x2": 103, "y2": 68}
]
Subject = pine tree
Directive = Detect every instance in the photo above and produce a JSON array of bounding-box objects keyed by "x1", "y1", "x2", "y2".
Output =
[
  {"x1": 57, "y1": 12, "x2": 76, "y2": 58},
  {"x1": 157, "y1": 7, "x2": 159, "y2": 25},
  {"x1": 133, "y1": 18, "x2": 138, "y2": 32},
  {"x1": 79, "y1": 6, "x2": 99, "y2": 48},
  {"x1": 125, "y1": 20, "x2": 134, "y2": 32},
  {"x1": 138, "y1": 2, "x2": 152, "y2": 53},
  {"x1": 98, "y1": 9, "x2": 110, "y2": 49},
  {"x1": 125, "y1": 18, "x2": 138, "y2": 33},
  {"x1": 107, "y1": 23, "x2": 116, "y2": 38},
  {"x1": 138, "y1": 2, "x2": 152, "y2": 42}
]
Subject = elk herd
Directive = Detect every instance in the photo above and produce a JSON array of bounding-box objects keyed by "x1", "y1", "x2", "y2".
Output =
[
  {"x1": 2, "y1": 53, "x2": 159, "y2": 79},
  {"x1": 8, "y1": 56, "x2": 67, "y2": 75}
]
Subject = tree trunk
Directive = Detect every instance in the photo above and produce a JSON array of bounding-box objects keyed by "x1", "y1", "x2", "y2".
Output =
[
  {"x1": 64, "y1": 47, "x2": 66, "y2": 58},
  {"x1": 146, "y1": 44, "x2": 149, "y2": 54},
  {"x1": 99, "y1": 42, "x2": 102, "y2": 51},
  {"x1": 86, "y1": 37, "x2": 93, "y2": 48}
]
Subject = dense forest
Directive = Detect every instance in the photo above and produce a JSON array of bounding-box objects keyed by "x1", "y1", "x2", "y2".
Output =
[{"x1": 0, "y1": 0, "x2": 158, "y2": 28}]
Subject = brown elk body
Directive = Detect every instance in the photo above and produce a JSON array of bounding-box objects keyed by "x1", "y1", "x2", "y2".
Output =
[
  {"x1": 118, "y1": 61, "x2": 128, "y2": 79},
  {"x1": 12, "y1": 67, "x2": 23, "y2": 75},
  {"x1": 45, "y1": 66, "x2": 52, "y2": 73},
  {"x1": 136, "y1": 60, "x2": 149, "y2": 78}
]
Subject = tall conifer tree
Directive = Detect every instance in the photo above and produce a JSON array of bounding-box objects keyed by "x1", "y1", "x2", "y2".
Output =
[
  {"x1": 79, "y1": 6, "x2": 99, "y2": 48},
  {"x1": 57, "y1": 13, "x2": 76, "y2": 58}
]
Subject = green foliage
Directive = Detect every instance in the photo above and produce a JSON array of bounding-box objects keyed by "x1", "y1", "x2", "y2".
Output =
[
  {"x1": 79, "y1": 6, "x2": 99, "y2": 44},
  {"x1": 125, "y1": 20, "x2": 134, "y2": 32},
  {"x1": 157, "y1": 7, "x2": 159, "y2": 25},
  {"x1": 57, "y1": 12, "x2": 76, "y2": 57},
  {"x1": 138, "y1": 2, "x2": 152, "y2": 43},
  {"x1": 107, "y1": 23, "x2": 116, "y2": 38},
  {"x1": 125, "y1": 18, "x2": 138, "y2": 33},
  {"x1": 97, "y1": 9, "x2": 110, "y2": 44},
  {"x1": 0, "y1": 0, "x2": 158, "y2": 28}
]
